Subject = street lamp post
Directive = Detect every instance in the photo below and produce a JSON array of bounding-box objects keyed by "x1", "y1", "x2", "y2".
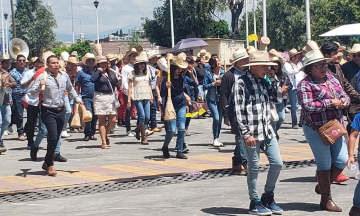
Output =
[
  {"x1": 245, "y1": 0, "x2": 249, "y2": 47},
  {"x1": 0, "y1": 0, "x2": 4, "y2": 56},
  {"x1": 305, "y1": 0, "x2": 311, "y2": 42},
  {"x1": 169, "y1": 0, "x2": 175, "y2": 48},
  {"x1": 93, "y1": 0, "x2": 99, "y2": 44},
  {"x1": 262, "y1": 0, "x2": 267, "y2": 37},
  {"x1": 253, "y1": 0, "x2": 257, "y2": 49},
  {"x1": 71, "y1": 0, "x2": 74, "y2": 44},
  {"x1": 4, "y1": 13, "x2": 8, "y2": 55}
]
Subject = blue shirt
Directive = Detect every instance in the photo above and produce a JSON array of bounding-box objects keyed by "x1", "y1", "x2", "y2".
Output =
[
  {"x1": 75, "y1": 67, "x2": 95, "y2": 99},
  {"x1": 10, "y1": 67, "x2": 28, "y2": 94},
  {"x1": 351, "y1": 113, "x2": 360, "y2": 132},
  {"x1": 147, "y1": 64, "x2": 158, "y2": 90}
]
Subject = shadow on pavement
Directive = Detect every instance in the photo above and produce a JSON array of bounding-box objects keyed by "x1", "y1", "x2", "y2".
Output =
[
  {"x1": 18, "y1": 157, "x2": 45, "y2": 162},
  {"x1": 201, "y1": 207, "x2": 248, "y2": 215},
  {"x1": 76, "y1": 145, "x2": 101, "y2": 149},
  {"x1": 278, "y1": 202, "x2": 320, "y2": 212},
  {"x1": 280, "y1": 176, "x2": 316, "y2": 183}
]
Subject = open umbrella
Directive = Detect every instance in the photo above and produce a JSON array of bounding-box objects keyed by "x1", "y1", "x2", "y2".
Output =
[
  {"x1": 320, "y1": 23, "x2": 360, "y2": 42},
  {"x1": 172, "y1": 38, "x2": 209, "y2": 51}
]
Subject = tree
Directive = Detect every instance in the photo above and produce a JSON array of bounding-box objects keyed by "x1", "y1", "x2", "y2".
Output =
[
  {"x1": 206, "y1": 20, "x2": 231, "y2": 39},
  {"x1": 119, "y1": 29, "x2": 124, "y2": 36},
  {"x1": 129, "y1": 34, "x2": 141, "y2": 47},
  {"x1": 11, "y1": 0, "x2": 57, "y2": 58},
  {"x1": 69, "y1": 40, "x2": 92, "y2": 58},
  {"x1": 219, "y1": 0, "x2": 244, "y2": 39}
]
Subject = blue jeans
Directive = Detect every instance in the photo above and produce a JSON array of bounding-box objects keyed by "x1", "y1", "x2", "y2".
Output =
[
  {"x1": 245, "y1": 137, "x2": 283, "y2": 200},
  {"x1": 233, "y1": 134, "x2": 248, "y2": 166},
  {"x1": 124, "y1": 94, "x2": 134, "y2": 132},
  {"x1": 354, "y1": 150, "x2": 360, "y2": 207},
  {"x1": 163, "y1": 106, "x2": 186, "y2": 152},
  {"x1": 33, "y1": 113, "x2": 61, "y2": 154},
  {"x1": 303, "y1": 125, "x2": 348, "y2": 171},
  {"x1": 134, "y1": 100, "x2": 150, "y2": 125},
  {"x1": 149, "y1": 91, "x2": 158, "y2": 129},
  {"x1": 12, "y1": 94, "x2": 24, "y2": 136},
  {"x1": 63, "y1": 96, "x2": 73, "y2": 131},
  {"x1": 288, "y1": 89, "x2": 298, "y2": 126},
  {"x1": 0, "y1": 104, "x2": 11, "y2": 146},
  {"x1": 83, "y1": 98, "x2": 98, "y2": 137},
  {"x1": 271, "y1": 102, "x2": 285, "y2": 134},
  {"x1": 207, "y1": 100, "x2": 222, "y2": 139}
]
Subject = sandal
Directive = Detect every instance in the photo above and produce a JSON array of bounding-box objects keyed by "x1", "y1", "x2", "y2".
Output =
[
  {"x1": 101, "y1": 143, "x2": 109, "y2": 149},
  {"x1": 106, "y1": 138, "x2": 110, "y2": 146}
]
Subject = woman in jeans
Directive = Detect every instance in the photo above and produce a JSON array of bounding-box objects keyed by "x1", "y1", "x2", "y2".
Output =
[
  {"x1": 127, "y1": 52, "x2": 153, "y2": 145},
  {"x1": 269, "y1": 57, "x2": 292, "y2": 140},
  {"x1": 184, "y1": 56, "x2": 198, "y2": 136},
  {"x1": 91, "y1": 56, "x2": 119, "y2": 149},
  {"x1": 162, "y1": 56, "x2": 191, "y2": 159},
  {"x1": 297, "y1": 48, "x2": 349, "y2": 212},
  {"x1": 203, "y1": 57, "x2": 224, "y2": 147}
]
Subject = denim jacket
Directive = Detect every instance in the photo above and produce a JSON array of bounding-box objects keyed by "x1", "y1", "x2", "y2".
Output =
[{"x1": 203, "y1": 68, "x2": 225, "y2": 102}]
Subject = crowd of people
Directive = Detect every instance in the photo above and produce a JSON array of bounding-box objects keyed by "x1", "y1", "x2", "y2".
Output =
[{"x1": 0, "y1": 38, "x2": 359, "y2": 215}]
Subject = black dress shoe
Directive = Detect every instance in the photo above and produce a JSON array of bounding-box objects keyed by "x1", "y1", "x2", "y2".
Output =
[
  {"x1": 30, "y1": 146, "x2": 38, "y2": 161},
  {"x1": 162, "y1": 147, "x2": 170, "y2": 159},
  {"x1": 54, "y1": 153, "x2": 67, "y2": 162},
  {"x1": 183, "y1": 143, "x2": 189, "y2": 153},
  {"x1": 84, "y1": 136, "x2": 90, "y2": 141},
  {"x1": 90, "y1": 135, "x2": 97, "y2": 141},
  {"x1": 176, "y1": 152, "x2": 188, "y2": 159}
]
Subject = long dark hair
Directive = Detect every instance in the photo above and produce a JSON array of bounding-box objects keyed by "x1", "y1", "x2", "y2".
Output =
[
  {"x1": 273, "y1": 62, "x2": 283, "y2": 77},
  {"x1": 134, "y1": 63, "x2": 147, "y2": 75},
  {"x1": 170, "y1": 64, "x2": 178, "y2": 79},
  {"x1": 208, "y1": 57, "x2": 218, "y2": 74},
  {"x1": 98, "y1": 63, "x2": 118, "y2": 87}
]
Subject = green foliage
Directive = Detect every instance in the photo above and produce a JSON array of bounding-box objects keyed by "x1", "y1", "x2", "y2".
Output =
[
  {"x1": 52, "y1": 46, "x2": 70, "y2": 57},
  {"x1": 11, "y1": 0, "x2": 57, "y2": 58},
  {"x1": 239, "y1": 0, "x2": 360, "y2": 49},
  {"x1": 119, "y1": 29, "x2": 124, "y2": 36},
  {"x1": 129, "y1": 34, "x2": 141, "y2": 47},
  {"x1": 143, "y1": 0, "x2": 225, "y2": 47},
  {"x1": 69, "y1": 40, "x2": 92, "y2": 58},
  {"x1": 206, "y1": 20, "x2": 231, "y2": 39}
]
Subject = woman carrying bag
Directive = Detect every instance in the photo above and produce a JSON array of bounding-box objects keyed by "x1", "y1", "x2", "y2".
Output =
[
  {"x1": 91, "y1": 56, "x2": 119, "y2": 149},
  {"x1": 127, "y1": 52, "x2": 153, "y2": 145},
  {"x1": 297, "y1": 46, "x2": 350, "y2": 212}
]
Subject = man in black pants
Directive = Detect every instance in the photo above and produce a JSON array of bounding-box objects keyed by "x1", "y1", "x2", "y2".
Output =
[
  {"x1": 28, "y1": 55, "x2": 83, "y2": 176},
  {"x1": 220, "y1": 48, "x2": 249, "y2": 172}
]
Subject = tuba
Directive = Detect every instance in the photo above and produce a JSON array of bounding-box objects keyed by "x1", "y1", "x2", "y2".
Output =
[{"x1": 9, "y1": 38, "x2": 29, "y2": 59}]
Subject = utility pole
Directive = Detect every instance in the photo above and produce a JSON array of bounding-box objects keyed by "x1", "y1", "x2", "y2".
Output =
[
  {"x1": 305, "y1": 0, "x2": 311, "y2": 42},
  {"x1": 10, "y1": 0, "x2": 15, "y2": 37},
  {"x1": 253, "y1": 0, "x2": 257, "y2": 49},
  {"x1": 170, "y1": 0, "x2": 175, "y2": 48},
  {"x1": 1, "y1": 0, "x2": 5, "y2": 56},
  {"x1": 245, "y1": 0, "x2": 249, "y2": 47},
  {"x1": 71, "y1": 0, "x2": 74, "y2": 43}
]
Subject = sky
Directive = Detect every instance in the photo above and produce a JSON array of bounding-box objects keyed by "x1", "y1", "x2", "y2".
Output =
[{"x1": 1, "y1": 0, "x2": 255, "y2": 40}]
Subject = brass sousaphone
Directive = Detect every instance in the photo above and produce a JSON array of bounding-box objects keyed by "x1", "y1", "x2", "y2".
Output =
[{"x1": 9, "y1": 38, "x2": 29, "y2": 60}]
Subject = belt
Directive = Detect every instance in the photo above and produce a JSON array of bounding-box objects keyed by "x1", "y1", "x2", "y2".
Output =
[
  {"x1": 43, "y1": 106, "x2": 65, "y2": 112},
  {"x1": 13, "y1": 92, "x2": 25, "y2": 95}
]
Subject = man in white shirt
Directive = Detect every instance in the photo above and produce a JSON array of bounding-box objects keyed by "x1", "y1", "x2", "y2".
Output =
[
  {"x1": 282, "y1": 49, "x2": 304, "y2": 129},
  {"x1": 121, "y1": 48, "x2": 139, "y2": 136}
]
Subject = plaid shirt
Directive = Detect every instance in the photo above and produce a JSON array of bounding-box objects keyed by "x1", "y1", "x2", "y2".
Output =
[
  {"x1": 297, "y1": 74, "x2": 350, "y2": 130},
  {"x1": 233, "y1": 71, "x2": 283, "y2": 141},
  {"x1": 10, "y1": 67, "x2": 28, "y2": 94}
]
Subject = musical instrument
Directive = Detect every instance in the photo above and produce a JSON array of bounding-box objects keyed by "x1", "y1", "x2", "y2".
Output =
[{"x1": 9, "y1": 38, "x2": 29, "y2": 60}]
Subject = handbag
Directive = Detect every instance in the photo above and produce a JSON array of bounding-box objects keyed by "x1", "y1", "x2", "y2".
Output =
[
  {"x1": 79, "y1": 104, "x2": 93, "y2": 123},
  {"x1": 70, "y1": 104, "x2": 81, "y2": 128},
  {"x1": 103, "y1": 74, "x2": 120, "y2": 108}
]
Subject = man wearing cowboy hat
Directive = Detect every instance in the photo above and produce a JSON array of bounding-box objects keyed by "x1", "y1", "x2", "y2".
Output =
[
  {"x1": 75, "y1": 53, "x2": 98, "y2": 141},
  {"x1": 282, "y1": 48, "x2": 304, "y2": 129},
  {"x1": 234, "y1": 50, "x2": 283, "y2": 215},
  {"x1": 0, "y1": 55, "x2": 17, "y2": 153},
  {"x1": 220, "y1": 48, "x2": 249, "y2": 172},
  {"x1": 122, "y1": 47, "x2": 139, "y2": 137},
  {"x1": 147, "y1": 50, "x2": 162, "y2": 133}
]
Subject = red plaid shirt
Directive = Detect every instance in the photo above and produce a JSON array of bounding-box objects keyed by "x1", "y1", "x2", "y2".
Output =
[{"x1": 297, "y1": 74, "x2": 350, "y2": 130}]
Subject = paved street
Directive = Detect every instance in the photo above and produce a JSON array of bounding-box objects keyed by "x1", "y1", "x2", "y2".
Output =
[{"x1": 0, "y1": 112, "x2": 358, "y2": 215}]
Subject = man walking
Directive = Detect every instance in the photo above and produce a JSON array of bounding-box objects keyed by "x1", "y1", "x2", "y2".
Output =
[
  {"x1": 234, "y1": 51, "x2": 283, "y2": 215},
  {"x1": 282, "y1": 49, "x2": 303, "y2": 129},
  {"x1": 10, "y1": 54, "x2": 29, "y2": 141},
  {"x1": 75, "y1": 53, "x2": 98, "y2": 141},
  {"x1": 28, "y1": 55, "x2": 83, "y2": 176},
  {"x1": 220, "y1": 48, "x2": 249, "y2": 172}
]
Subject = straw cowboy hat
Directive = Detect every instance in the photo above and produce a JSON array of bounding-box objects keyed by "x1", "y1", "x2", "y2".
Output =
[
  {"x1": 0, "y1": 54, "x2": 9, "y2": 62},
  {"x1": 106, "y1": 54, "x2": 117, "y2": 62},
  {"x1": 42, "y1": 51, "x2": 55, "y2": 64},
  {"x1": 269, "y1": 49, "x2": 283, "y2": 59},
  {"x1": 300, "y1": 49, "x2": 332, "y2": 71},
  {"x1": 134, "y1": 51, "x2": 148, "y2": 64},
  {"x1": 171, "y1": 56, "x2": 188, "y2": 69},
  {"x1": 230, "y1": 48, "x2": 249, "y2": 64},
  {"x1": 288, "y1": 48, "x2": 302, "y2": 58},
  {"x1": 243, "y1": 51, "x2": 277, "y2": 67},
  {"x1": 204, "y1": 52, "x2": 211, "y2": 63},
  {"x1": 97, "y1": 56, "x2": 108, "y2": 64},
  {"x1": 271, "y1": 57, "x2": 283, "y2": 68},
  {"x1": 147, "y1": 50, "x2": 161, "y2": 60},
  {"x1": 116, "y1": 54, "x2": 124, "y2": 64},
  {"x1": 246, "y1": 46, "x2": 256, "y2": 54},
  {"x1": 71, "y1": 51, "x2": 78, "y2": 58},
  {"x1": 82, "y1": 53, "x2": 97, "y2": 64},
  {"x1": 197, "y1": 49, "x2": 208, "y2": 57},
  {"x1": 125, "y1": 47, "x2": 141, "y2": 60},
  {"x1": 349, "y1": 44, "x2": 360, "y2": 53},
  {"x1": 157, "y1": 57, "x2": 168, "y2": 72},
  {"x1": 30, "y1": 57, "x2": 38, "y2": 63},
  {"x1": 177, "y1": 52, "x2": 187, "y2": 61},
  {"x1": 67, "y1": 56, "x2": 79, "y2": 64}
]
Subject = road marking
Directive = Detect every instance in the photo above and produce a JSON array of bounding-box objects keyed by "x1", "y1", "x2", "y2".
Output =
[
  {"x1": 101, "y1": 164, "x2": 174, "y2": 176},
  {"x1": 57, "y1": 170, "x2": 118, "y2": 182},
  {"x1": 0, "y1": 176, "x2": 68, "y2": 188},
  {"x1": 0, "y1": 189, "x2": 10, "y2": 194},
  {"x1": 145, "y1": 159, "x2": 224, "y2": 170},
  {"x1": 189, "y1": 155, "x2": 231, "y2": 162}
]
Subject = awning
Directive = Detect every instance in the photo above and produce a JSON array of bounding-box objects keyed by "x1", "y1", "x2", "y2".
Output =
[{"x1": 320, "y1": 23, "x2": 360, "y2": 37}]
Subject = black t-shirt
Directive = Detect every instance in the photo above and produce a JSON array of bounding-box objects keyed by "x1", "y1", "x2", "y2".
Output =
[
  {"x1": 341, "y1": 61, "x2": 360, "y2": 81},
  {"x1": 195, "y1": 66, "x2": 206, "y2": 85}
]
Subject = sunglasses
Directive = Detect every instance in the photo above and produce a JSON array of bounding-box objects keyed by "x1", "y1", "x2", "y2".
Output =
[
  {"x1": 18, "y1": 60, "x2": 26, "y2": 62},
  {"x1": 87, "y1": 59, "x2": 95, "y2": 62},
  {"x1": 353, "y1": 54, "x2": 360, "y2": 58},
  {"x1": 313, "y1": 63, "x2": 328, "y2": 69}
]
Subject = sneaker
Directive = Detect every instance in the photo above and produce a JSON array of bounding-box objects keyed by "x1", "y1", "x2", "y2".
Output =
[
  {"x1": 127, "y1": 131, "x2": 135, "y2": 137},
  {"x1": 292, "y1": 125, "x2": 299, "y2": 129},
  {"x1": 285, "y1": 108, "x2": 290, "y2": 113},
  {"x1": 146, "y1": 129, "x2": 154, "y2": 136},
  {"x1": 261, "y1": 191, "x2": 283, "y2": 215},
  {"x1": 183, "y1": 143, "x2": 189, "y2": 153},
  {"x1": 213, "y1": 139, "x2": 223, "y2": 147},
  {"x1": 217, "y1": 138, "x2": 224, "y2": 146},
  {"x1": 61, "y1": 131, "x2": 71, "y2": 138},
  {"x1": 349, "y1": 206, "x2": 360, "y2": 216},
  {"x1": 54, "y1": 153, "x2": 68, "y2": 162},
  {"x1": 249, "y1": 199, "x2": 272, "y2": 215},
  {"x1": 3, "y1": 130, "x2": 8, "y2": 136},
  {"x1": 334, "y1": 172, "x2": 349, "y2": 183}
]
